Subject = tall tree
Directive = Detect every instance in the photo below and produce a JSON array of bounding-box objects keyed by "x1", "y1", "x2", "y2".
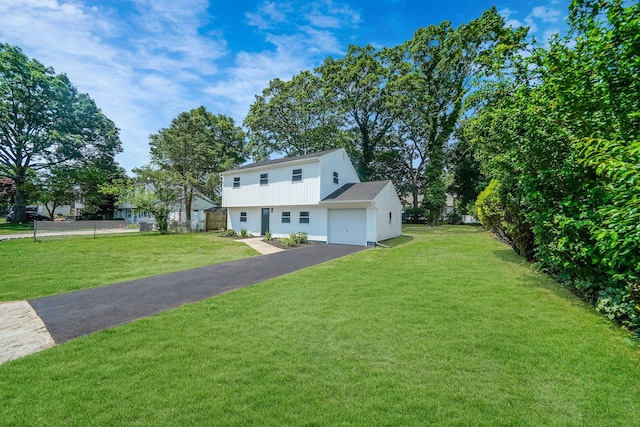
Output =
[
  {"x1": 317, "y1": 45, "x2": 395, "y2": 181},
  {"x1": 447, "y1": 126, "x2": 487, "y2": 215},
  {"x1": 0, "y1": 44, "x2": 122, "y2": 222},
  {"x1": 387, "y1": 8, "x2": 527, "y2": 223},
  {"x1": 244, "y1": 71, "x2": 346, "y2": 160},
  {"x1": 149, "y1": 106, "x2": 245, "y2": 227}
]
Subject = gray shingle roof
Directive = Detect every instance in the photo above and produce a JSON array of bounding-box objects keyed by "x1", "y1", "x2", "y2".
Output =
[
  {"x1": 322, "y1": 180, "x2": 391, "y2": 202},
  {"x1": 223, "y1": 148, "x2": 344, "y2": 173}
]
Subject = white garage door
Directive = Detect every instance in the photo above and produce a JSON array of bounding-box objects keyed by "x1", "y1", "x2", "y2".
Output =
[{"x1": 328, "y1": 209, "x2": 366, "y2": 246}]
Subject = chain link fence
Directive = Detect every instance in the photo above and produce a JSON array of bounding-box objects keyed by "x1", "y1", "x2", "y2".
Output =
[{"x1": 31, "y1": 219, "x2": 135, "y2": 240}]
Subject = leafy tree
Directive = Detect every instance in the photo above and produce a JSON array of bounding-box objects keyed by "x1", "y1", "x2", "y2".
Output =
[
  {"x1": 0, "y1": 44, "x2": 122, "y2": 223},
  {"x1": 101, "y1": 168, "x2": 179, "y2": 234},
  {"x1": 447, "y1": 126, "x2": 487, "y2": 215},
  {"x1": 32, "y1": 166, "x2": 77, "y2": 219},
  {"x1": 387, "y1": 7, "x2": 526, "y2": 223},
  {"x1": 149, "y1": 106, "x2": 245, "y2": 227},
  {"x1": 317, "y1": 45, "x2": 395, "y2": 181},
  {"x1": 244, "y1": 71, "x2": 346, "y2": 160}
]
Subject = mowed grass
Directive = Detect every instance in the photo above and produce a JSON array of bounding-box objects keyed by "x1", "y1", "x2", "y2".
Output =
[
  {"x1": 0, "y1": 220, "x2": 32, "y2": 234},
  {"x1": 0, "y1": 232, "x2": 258, "y2": 300},
  {"x1": 2, "y1": 225, "x2": 639, "y2": 425}
]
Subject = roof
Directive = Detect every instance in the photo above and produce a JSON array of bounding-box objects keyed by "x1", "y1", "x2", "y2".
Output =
[
  {"x1": 222, "y1": 148, "x2": 344, "y2": 173},
  {"x1": 322, "y1": 180, "x2": 391, "y2": 203}
]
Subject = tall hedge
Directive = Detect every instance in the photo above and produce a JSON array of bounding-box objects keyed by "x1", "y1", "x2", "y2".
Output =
[{"x1": 468, "y1": 0, "x2": 640, "y2": 332}]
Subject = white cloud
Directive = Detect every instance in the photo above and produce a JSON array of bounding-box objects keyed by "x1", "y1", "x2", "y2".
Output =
[
  {"x1": 209, "y1": 0, "x2": 359, "y2": 124},
  {"x1": 530, "y1": 5, "x2": 562, "y2": 23},
  {"x1": 0, "y1": 0, "x2": 231, "y2": 172},
  {"x1": 499, "y1": 3, "x2": 564, "y2": 37},
  {"x1": 246, "y1": 1, "x2": 291, "y2": 30},
  {"x1": 0, "y1": 0, "x2": 364, "y2": 171},
  {"x1": 306, "y1": 0, "x2": 361, "y2": 28}
]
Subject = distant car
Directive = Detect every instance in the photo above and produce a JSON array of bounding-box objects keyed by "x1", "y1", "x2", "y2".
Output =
[{"x1": 5, "y1": 209, "x2": 52, "y2": 222}]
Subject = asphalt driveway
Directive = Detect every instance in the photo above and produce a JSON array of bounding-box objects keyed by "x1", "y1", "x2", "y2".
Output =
[{"x1": 29, "y1": 244, "x2": 366, "y2": 343}]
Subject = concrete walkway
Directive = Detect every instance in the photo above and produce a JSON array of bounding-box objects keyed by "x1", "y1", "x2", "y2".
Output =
[
  {"x1": 1, "y1": 240, "x2": 364, "y2": 364},
  {"x1": 235, "y1": 237, "x2": 284, "y2": 254},
  {"x1": 0, "y1": 302, "x2": 56, "y2": 364}
]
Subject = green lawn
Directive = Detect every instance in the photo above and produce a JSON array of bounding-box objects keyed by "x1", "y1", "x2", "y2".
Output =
[
  {"x1": 0, "y1": 220, "x2": 32, "y2": 234},
  {"x1": 2, "y1": 225, "x2": 639, "y2": 425},
  {"x1": 0, "y1": 232, "x2": 258, "y2": 300}
]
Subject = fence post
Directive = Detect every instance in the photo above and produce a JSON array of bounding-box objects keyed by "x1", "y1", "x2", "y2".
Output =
[
  {"x1": 94, "y1": 223, "x2": 97, "y2": 239},
  {"x1": 33, "y1": 220, "x2": 37, "y2": 242}
]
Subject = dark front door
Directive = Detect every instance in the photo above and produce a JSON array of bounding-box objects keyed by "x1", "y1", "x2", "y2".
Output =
[{"x1": 261, "y1": 208, "x2": 270, "y2": 235}]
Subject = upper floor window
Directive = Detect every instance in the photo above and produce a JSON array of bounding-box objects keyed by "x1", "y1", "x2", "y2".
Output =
[
  {"x1": 299, "y1": 211, "x2": 310, "y2": 224},
  {"x1": 260, "y1": 173, "x2": 268, "y2": 185},
  {"x1": 333, "y1": 171, "x2": 339, "y2": 185},
  {"x1": 233, "y1": 177, "x2": 240, "y2": 188},
  {"x1": 292, "y1": 168, "x2": 302, "y2": 182},
  {"x1": 240, "y1": 212, "x2": 247, "y2": 222},
  {"x1": 282, "y1": 212, "x2": 291, "y2": 223}
]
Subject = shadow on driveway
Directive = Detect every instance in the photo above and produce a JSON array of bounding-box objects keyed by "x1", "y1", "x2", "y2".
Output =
[{"x1": 30, "y1": 244, "x2": 366, "y2": 343}]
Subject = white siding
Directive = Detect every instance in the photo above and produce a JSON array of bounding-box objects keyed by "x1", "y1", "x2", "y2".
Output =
[
  {"x1": 228, "y1": 206, "x2": 329, "y2": 241},
  {"x1": 269, "y1": 206, "x2": 328, "y2": 242},
  {"x1": 222, "y1": 162, "x2": 321, "y2": 207},
  {"x1": 227, "y1": 207, "x2": 262, "y2": 236},
  {"x1": 373, "y1": 182, "x2": 403, "y2": 242},
  {"x1": 319, "y1": 150, "x2": 360, "y2": 199}
]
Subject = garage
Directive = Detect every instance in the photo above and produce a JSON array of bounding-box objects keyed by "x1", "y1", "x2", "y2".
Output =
[{"x1": 327, "y1": 209, "x2": 367, "y2": 246}]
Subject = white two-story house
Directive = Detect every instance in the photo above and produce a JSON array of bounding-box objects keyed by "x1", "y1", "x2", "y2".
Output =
[{"x1": 220, "y1": 148, "x2": 402, "y2": 246}]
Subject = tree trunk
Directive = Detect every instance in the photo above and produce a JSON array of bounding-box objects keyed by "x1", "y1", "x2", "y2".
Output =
[
  {"x1": 12, "y1": 172, "x2": 27, "y2": 223},
  {"x1": 184, "y1": 186, "x2": 193, "y2": 231}
]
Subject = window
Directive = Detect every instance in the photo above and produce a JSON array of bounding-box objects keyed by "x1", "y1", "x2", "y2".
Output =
[
  {"x1": 389, "y1": 212, "x2": 392, "y2": 224},
  {"x1": 292, "y1": 168, "x2": 302, "y2": 182},
  {"x1": 260, "y1": 173, "x2": 268, "y2": 185},
  {"x1": 299, "y1": 211, "x2": 309, "y2": 224},
  {"x1": 333, "y1": 171, "x2": 339, "y2": 185},
  {"x1": 233, "y1": 177, "x2": 240, "y2": 188},
  {"x1": 281, "y1": 212, "x2": 291, "y2": 223},
  {"x1": 240, "y1": 212, "x2": 247, "y2": 222}
]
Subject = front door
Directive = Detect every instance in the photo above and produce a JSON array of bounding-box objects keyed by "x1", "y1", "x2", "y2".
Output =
[{"x1": 261, "y1": 208, "x2": 270, "y2": 235}]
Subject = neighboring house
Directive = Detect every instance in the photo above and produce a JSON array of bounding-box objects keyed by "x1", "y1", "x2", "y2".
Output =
[
  {"x1": 114, "y1": 191, "x2": 215, "y2": 231},
  {"x1": 36, "y1": 200, "x2": 84, "y2": 218},
  {"x1": 221, "y1": 148, "x2": 403, "y2": 246}
]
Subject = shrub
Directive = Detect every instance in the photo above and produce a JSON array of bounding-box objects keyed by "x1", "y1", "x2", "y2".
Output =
[
  {"x1": 221, "y1": 229, "x2": 237, "y2": 237},
  {"x1": 596, "y1": 286, "x2": 640, "y2": 333},
  {"x1": 476, "y1": 180, "x2": 534, "y2": 260},
  {"x1": 240, "y1": 229, "x2": 251, "y2": 238},
  {"x1": 291, "y1": 231, "x2": 308, "y2": 244},
  {"x1": 264, "y1": 230, "x2": 273, "y2": 241},
  {"x1": 279, "y1": 236, "x2": 296, "y2": 247}
]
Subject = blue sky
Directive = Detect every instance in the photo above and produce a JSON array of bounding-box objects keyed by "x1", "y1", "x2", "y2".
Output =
[{"x1": 0, "y1": 0, "x2": 569, "y2": 173}]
